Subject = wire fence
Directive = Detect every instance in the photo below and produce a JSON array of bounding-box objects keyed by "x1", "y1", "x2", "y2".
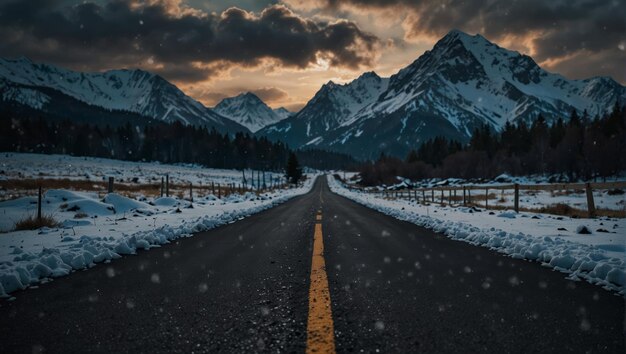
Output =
[{"x1": 345, "y1": 180, "x2": 626, "y2": 218}]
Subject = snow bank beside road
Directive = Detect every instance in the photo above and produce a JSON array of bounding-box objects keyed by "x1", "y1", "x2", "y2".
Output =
[
  {"x1": 0, "y1": 177, "x2": 316, "y2": 297},
  {"x1": 327, "y1": 176, "x2": 626, "y2": 295}
]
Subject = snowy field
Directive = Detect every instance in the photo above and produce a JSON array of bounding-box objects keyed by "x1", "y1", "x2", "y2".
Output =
[
  {"x1": 0, "y1": 153, "x2": 285, "y2": 201},
  {"x1": 0, "y1": 154, "x2": 316, "y2": 297},
  {"x1": 328, "y1": 176, "x2": 626, "y2": 295}
]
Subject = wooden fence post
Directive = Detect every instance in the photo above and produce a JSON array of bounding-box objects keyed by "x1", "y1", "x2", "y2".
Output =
[
  {"x1": 462, "y1": 186, "x2": 466, "y2": 206},
  {"x1": 514, "y1": 184, "x2": 520, "y2": 213},
  {"x1": 160, "y1": 177, "x2": 164, "y2": 197},
  {"x1": 441, "y1": 189, "x2": 444, "y2": 204},
  {"x1": 431, "y1": 189, "x2": 434, "y2": 202},
  {"x1": 189, "y1": 183, "x2": 193, "y2": 202},
  {"x1": 263, "y1": 171, "x2": 267, "y2": 190},
  {"x1": 218, "y1": 184, "x2": 221, "y2": 199},
  {"x1": 485, "y1": 188, "x2": 489, "y2": 210},
  {"x1": 37, "y1": 184, "x2": 42, "y2": 222},
  {"x1": 422, "y1": 190, "x2": 425, "y2": 203},
  {"x1": 585, "y1": 183, "x2": 596, "y2": 218},
  {"x1": 211, "y1": 182, "x2": 215, "y2": 195},
  {"x1": 165, "y1": 174, "x2": 169, "y2": 197},
  {"x1": 108, "y1": 177, "x2": 114, "y2": 193}
]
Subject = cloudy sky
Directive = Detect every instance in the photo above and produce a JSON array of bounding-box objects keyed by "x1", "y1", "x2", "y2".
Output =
[{"x1": 1, "y1": 0, "x2": 624, "y2": 111}]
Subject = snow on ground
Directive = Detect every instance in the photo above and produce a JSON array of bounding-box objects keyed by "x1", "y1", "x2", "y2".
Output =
[
  {"x1": 0, "y1": 172, "x2": 316, "y2": 297},
  {"x1": 0, "y1": 152, "x2": 283, "y2": 188},
  {"x1": 328, "y1": 175, "x2": 626, "y2": 295}
]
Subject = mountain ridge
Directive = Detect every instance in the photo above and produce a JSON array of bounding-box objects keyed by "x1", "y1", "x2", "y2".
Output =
[
  {"x1": 0, "y1": 57, "x2": 249, "y2": 134},
  {"x1": 258, "y1": 29, "x2": 625, "y2": 159}
]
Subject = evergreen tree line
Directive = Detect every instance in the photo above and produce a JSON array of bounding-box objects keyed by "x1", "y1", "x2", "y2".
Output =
[
  {"x1": 0, "y1": 113, "x2": 355, "y2": 171},
  {"x1": 360, "y1": 103, "x2": 626, "y2": 186},
  {"x1": 296, "y1": 149, "x2": 359, "y2": 171}
]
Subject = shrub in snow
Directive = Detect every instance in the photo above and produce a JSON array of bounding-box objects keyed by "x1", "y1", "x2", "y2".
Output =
[
  {"x1": 14, "y1": 214, "x2": 59, "y2": 231},
  {"x1": 497, "y1": 211, "x2": 517, "y2": 219},
  {"x1": 576, "y1": 225, "x2": 592, "y2": 234},
  {"x1": 607, "y1": 188, "x2": 624, "y2": 196}
]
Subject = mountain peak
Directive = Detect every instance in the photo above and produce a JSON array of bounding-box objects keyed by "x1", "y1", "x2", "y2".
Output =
[
  {"x1": 274, "y1": 106, "x2": 291, "y2": 113},
  {"x1": 358, "y1": 71, "x2": 380, "y2": 80},
  {"x1": 442, "y1": 29, "x2": 468, "y2": 39},
  {"x1": 214, "y1": 92, "x2": 287, "y2": 132},
  {"x1": 273, "y1": 107, "x2": 293, "y2": 120},
  {"x1": 239, "y1": 91, "x2": 261, "y2": 100},
  {"x1": 439, "y1": 29, "x2": 481, "y2": 44},
  {"x1": 437, "y1": 29, "x2": 491, "y2": 52}
]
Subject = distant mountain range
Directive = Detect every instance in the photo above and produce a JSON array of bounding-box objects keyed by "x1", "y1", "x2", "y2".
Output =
[
  {"x1": 213, "y1": 92, "x2": 292, "y2": 132},
  {"x1": 1, "y1": 30, "x2": 624, "y2": 159},
  {"x1": 0, "y1": 57, "x2": 248, "y2": 134},
  {"x1": 259, "y1": 30, "x2": 625, "y2": 159}
]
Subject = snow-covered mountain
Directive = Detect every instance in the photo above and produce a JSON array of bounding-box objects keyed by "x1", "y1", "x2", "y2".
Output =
[
  {"x1": 259, "y1": 71, "x2": 389, "y2": 148},
  {"x1": 260, "y1": 30, "x2": 625, "y2": 159},
  {"x1": 273, "y1": 107, "x2": 294, "y2": 121},
  {"x1": 213, "y1": 92, "x2": 290, "y2": 132},
  {"x1": 0, "y1": 57, "x2": 249, "y2": 134}
]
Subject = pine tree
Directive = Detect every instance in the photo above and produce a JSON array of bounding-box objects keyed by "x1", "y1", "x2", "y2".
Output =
[
  {"x1": 285, "y1": 152, "x2": 303, "y2": 184},
  {"x1": 405, "y1": 149, "x2": 419, "y2": 163}
]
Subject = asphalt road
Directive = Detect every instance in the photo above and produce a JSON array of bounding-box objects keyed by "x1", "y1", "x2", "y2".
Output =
[{"x1": 0, "y1": 176, "x2": 623, "y2": 353}]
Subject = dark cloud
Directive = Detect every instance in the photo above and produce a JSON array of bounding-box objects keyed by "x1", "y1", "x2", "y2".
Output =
[
  {"x1": 312, "y1": 0, "x2": 626, "y2": 82},
  {"x1": 197, "y1": 91, "x2": 232, "y2": 106},
  {"x1": 0, "y1": 0, "x2": 380, "y2": 82},
  {"x1": 148, "y1": 62, "x2": 222, "y2": 83},
  {"x1": 249, "y1": 87, "x2": 289, "y2": 103}
]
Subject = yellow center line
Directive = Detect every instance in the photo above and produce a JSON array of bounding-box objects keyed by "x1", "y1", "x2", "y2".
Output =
[{"x1": 306, "y1": 217, "x2": 336, "y2": 354}]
